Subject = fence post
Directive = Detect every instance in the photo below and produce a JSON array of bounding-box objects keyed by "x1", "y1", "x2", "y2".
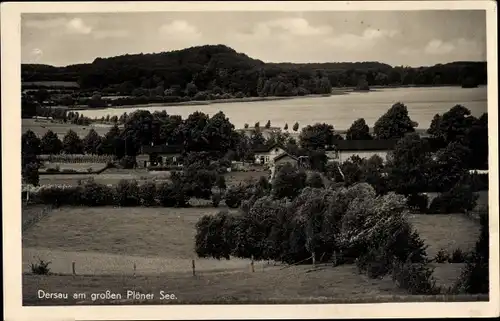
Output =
[
  {"x1": 192, "y1": 259, "x2": 196, "y2": 276},
  {"x1": 251, "y1": 255, "x2": 255, "y2": 273},
  {"x1": 72, "y1": 261, "x2": 76, "y2": 275},
  {"x1": 312, "y1": 252, "x2": 316, "y2": 267},
  {"x1": 133, "y1": 263, "x2": 136, "y2": 278}
]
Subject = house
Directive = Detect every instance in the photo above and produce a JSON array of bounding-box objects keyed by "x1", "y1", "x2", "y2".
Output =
[
  {"x1": 138, "y1": 144, "x2": 184, "y2": 168},
  {"x1": 253, "y1": 144, "x2": 286, "y2": 165},
  {"x1": 270, "y1": 152, "x2": 299, "y2": 180},
  {"x1": 325, "y1": 139, "x2": 399, "y2": 163}
]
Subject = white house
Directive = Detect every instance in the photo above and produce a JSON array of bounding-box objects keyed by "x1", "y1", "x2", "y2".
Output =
[{"x1": 253, "y1": 144, "x2": 287, "y2": 165}]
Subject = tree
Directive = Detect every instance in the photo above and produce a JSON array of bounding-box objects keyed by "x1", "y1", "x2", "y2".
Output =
[
  {"x1": 293, "y1": 122, "x2": 299, "y2": 132},
  {"x1": 62, "y1": 130, "x2": 84, "y2": 154},
  {"x1": 306, "y1": 172, "x2": 324, "y2": 188},
  {"x1": 22, "y1": 130, "x2": 41, "y2": 156},
  {"x1": 386, "y1": 133, "x2": 432, "y2": 195},
  {"x1": 272, "y1": 163, "x2": 307, "y2": 199},
  {"x1": 466, "y1": 113, "x2": 488, "y2": 169},
  {"x1": 346, "y1": 118, "x2": 372, "y2": 140},
  {"x1": 244, "y1": 123, "x2": 249, "y2": 129},
  {"x1": 299, "y1": 123, "x2": 339, "y2": 150},
  {"x1": 284, "y1": 123, "x2": 288, "y2": 131},
  {"x1": 250, "y1": 130, "x2": 266, "y2": 148},
  {"x1": 83, "y1": 129, "x2": 102, "y2": 155},
  {"x1": 254, "y1": 122, "x2": 260, "y2": 129},
  {"x1": 429, "y1": 142, "x2": 472, "y2": 192},
  {"x1": 40, "y1": 130, "x2": 63, "y2": 155},
  {"x1": 202, "y1": 111, "x2": 236, "y2": 157},
  {"x1": 98, "y1": 125, "x2": 124, "y2": 157},
  {"x1": 216, "y1": 175, "x2": 227, "y2": 193},
  {"x1": 373, "y1": 103, "x2": 418, "y2": 139},
  {"x1": 265, "y1": 120, "x2": 271, "y2": 129},
  {"x1": 428, "y1": 105, "x2": 476, "y2": 145},
  {"x1": 185, "y1": 82, "x2": 198, "y2": 97}
]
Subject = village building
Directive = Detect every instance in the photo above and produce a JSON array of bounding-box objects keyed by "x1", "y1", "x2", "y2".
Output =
[
  {"x1": 137, "y1": 144, "x2": 184, "y2": 168},
  {"x1": 325, "y1": 139, "x2": 399, "y2": 163},
  {"x1": 253, "y1": 144, "x2": 287, "y2": 165}
]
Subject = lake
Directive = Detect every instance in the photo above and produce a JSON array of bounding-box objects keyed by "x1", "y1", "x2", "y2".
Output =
[{"x1": 79, "y1": 86, "x2": 487, "y2": 131}]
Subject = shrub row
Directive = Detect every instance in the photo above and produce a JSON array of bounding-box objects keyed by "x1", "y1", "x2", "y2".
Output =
[
  {"x1": 37, "y1": 154, "x2": 114, "y2": 163},
  {"x1": 31, "y1": 180, "x2": 191, "y2": 207}
]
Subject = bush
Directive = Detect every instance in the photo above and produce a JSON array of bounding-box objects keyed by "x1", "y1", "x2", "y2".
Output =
[
  {"x1": 428, "y1": 184, "x2": 478, "y2": 214},
  {"x1": 306, "y1": 172, "x2": 324, "y2": 188},
  {"x1": 452, "y1": 211, "x2": 489, "y2": 294},
  {"x1": 224, "y1": 186, "x2": 246, "y2": 208},
  {"x1": 448, "y1": 248, "x2": 467, "y2": 263},
  {"x1": 61, "y1": 169, "x2": 78, "y2": 173},
  {"x1": 156, "y1": 182, "x2": 190, "y2": 207},
  {"x1": 195, "y1": 211, "x2": 238, "y2": 260},
  {"x1": 80, "y1": 182, "x2": 116, "y2": 206},
  {"x1": 407, "y1": 193, "x2": 429, "y2": 213},
  {"x1": 391, "y1": 260, "x2": 441, "y2": 295},
  {"x1": 31, "y1": 258, "x2": 51, "y2": 275},
  {"x1": 434, "y1": 249, "x2": 450, "y2": 263},
  {"x1": 36, "y1": 185, "x2": 82, "y2": 206},
  {"x1": 139, "y1": 181, "x2": 157, "y2": 206},
  {"x1": 212, "y1": 193, "x2": 222, "y2": 207},
  {"x1": 119, "y1": 156, "x2": 137, "y2": 169},
  {"x1": 114, "y1": 179, "x2": 140, "y2": 206},
  {"x1": 356, "y1": 246, "x2": 392, "y2": 278},
  {"x1": 45, "y1": 167, "x2": 60, "y2": 173}
]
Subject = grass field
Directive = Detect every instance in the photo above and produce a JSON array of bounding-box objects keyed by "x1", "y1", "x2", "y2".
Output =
[
  {"x1": 22, "y1": 119, "x2": 115, "y2": 138},
  {"x1": 22, "y1": 264, "x2": 488, "y2": 305}
]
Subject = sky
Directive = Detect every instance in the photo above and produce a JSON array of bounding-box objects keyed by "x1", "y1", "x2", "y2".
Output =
[{"x1": 21, "y1": 10, "x2": 486, "y2": 67}]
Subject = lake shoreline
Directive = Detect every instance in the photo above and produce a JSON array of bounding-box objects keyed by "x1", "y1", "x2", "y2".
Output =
[{"x1": 67, "y1": 84, "x2": 477, "y2": 112}]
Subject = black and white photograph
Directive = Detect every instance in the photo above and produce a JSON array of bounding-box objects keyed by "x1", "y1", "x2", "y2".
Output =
[{"x1": 2, "y1": 1, "x2": 499, "y2": 319}]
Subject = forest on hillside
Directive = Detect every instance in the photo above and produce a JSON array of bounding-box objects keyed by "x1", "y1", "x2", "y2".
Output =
[{"x1": 22, "y1": 45, "x2": 487, "y2": 99}]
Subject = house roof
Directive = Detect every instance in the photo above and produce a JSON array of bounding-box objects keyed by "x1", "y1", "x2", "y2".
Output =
[
  {"x1": 252, "y1": 144, "x2": 284, "y2": 153},
  {"x1": 326, "y1": 139, "x2": 399, "y2": 151},
  {"x1": 274, "y1": 152, "x2": 298, "y2": 162},
  {"x1": 141, "y1": 144, "x2": 183, "y2": 154}
]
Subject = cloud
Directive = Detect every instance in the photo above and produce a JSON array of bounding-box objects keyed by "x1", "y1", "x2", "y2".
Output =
[
  {"x1": 93, "y1": 30, "x2": 130, "y2": 39},
  {"x1": 326, "y1": 28, "x2": 399, "y2": 49},
  {"x1": 424, "y1": 39, "x2": 455, "y2": 55},
  {"x1": 23, "y1": 17, "x2": 93, "y2": 35},
  {"x1": 159, "y1": 20, "x2": 202, "y2": 40},
  {"x1": 261, "y1": 18, "x2": 332, "y2": 36},
  {"x1": 66, "y1": 18, "x2": 92, "y2": 35}
]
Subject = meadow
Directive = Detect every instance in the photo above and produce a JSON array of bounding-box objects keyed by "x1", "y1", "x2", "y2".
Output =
[{"x1": 22, "y1": 119, "x2": 116, "y2": 138}]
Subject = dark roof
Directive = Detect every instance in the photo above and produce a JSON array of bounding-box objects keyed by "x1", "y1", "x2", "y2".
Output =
[
  {"x1": 141, "y1": 144, "x2": 183, "y2": 154},
  {"x1": 252, "y1": 144, "x2": 284, "y2": 153},
  {"x1": 326, "y1": 139, "x2": 399, "y2": 151},
  {"x1": 274, "y1": 152, "x2": 298, "y2": 162}
]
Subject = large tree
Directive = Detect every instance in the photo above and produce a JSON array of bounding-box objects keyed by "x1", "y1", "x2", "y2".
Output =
[
  {"x1": 83, "y1": 129, "x2": 103, "y2": 155},
  {"x1": 429, "y1": 142, "x2": 472, "y2": 192},
  {"x1": 40, "y1": 130, "x2": 63, "y2": 155},
  {"x1": 202, "y1": 111, "x2": 236, "y2": 157},
  {"x1": 386, "y1": 133, "x2": 432, "y2": 195},
  {"x1": 427, "y1": 105, "x2": 475, "y2": 145},
  {"x1": 62, "y1": 130, "x2": 84, "y2": 154},
  {"x1": 299, "y1": 123, "x2": 342, "y2": 150},
  {"x1": 373, "y1": 103, "x2": 418, "y2": 139},
  {"x1": 346, "y1": 118, "x2": 372, "y2": 140}
]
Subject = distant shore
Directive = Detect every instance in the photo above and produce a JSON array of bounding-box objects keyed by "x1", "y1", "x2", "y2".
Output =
[{"x1": 63, "y1": 84, "x2": 482, "y2": 112}]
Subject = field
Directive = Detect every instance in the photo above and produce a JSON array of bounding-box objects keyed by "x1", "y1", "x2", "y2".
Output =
[{"x1": 22, "y1": 119, "x2": 116, "y2": 138}]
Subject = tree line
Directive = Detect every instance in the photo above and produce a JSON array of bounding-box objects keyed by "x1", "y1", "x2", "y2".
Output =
[{"x1": 21, "y1": 45, "x2": 487, "y2": 110}]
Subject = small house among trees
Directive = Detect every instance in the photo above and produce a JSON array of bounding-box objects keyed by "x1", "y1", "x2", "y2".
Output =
[{"x1": 325, "y1": 139, "x2": 399, "y2": 163}]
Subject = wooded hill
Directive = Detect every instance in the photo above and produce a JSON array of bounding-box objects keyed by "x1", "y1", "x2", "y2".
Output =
[{"x1": 22, "y1": 44, "x2": 487, "y2": 96}]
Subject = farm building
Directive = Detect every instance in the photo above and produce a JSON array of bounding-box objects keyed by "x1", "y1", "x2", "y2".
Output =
[
  {"x1": 325, "y1": 139, "x2": 399, "y2": 163},
  {"x1": 253, "y1": 144, "x2": 287, "y2": 165},
  {"x1": 138, "y1": 144, "x2": 184, "y2": 168}
]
